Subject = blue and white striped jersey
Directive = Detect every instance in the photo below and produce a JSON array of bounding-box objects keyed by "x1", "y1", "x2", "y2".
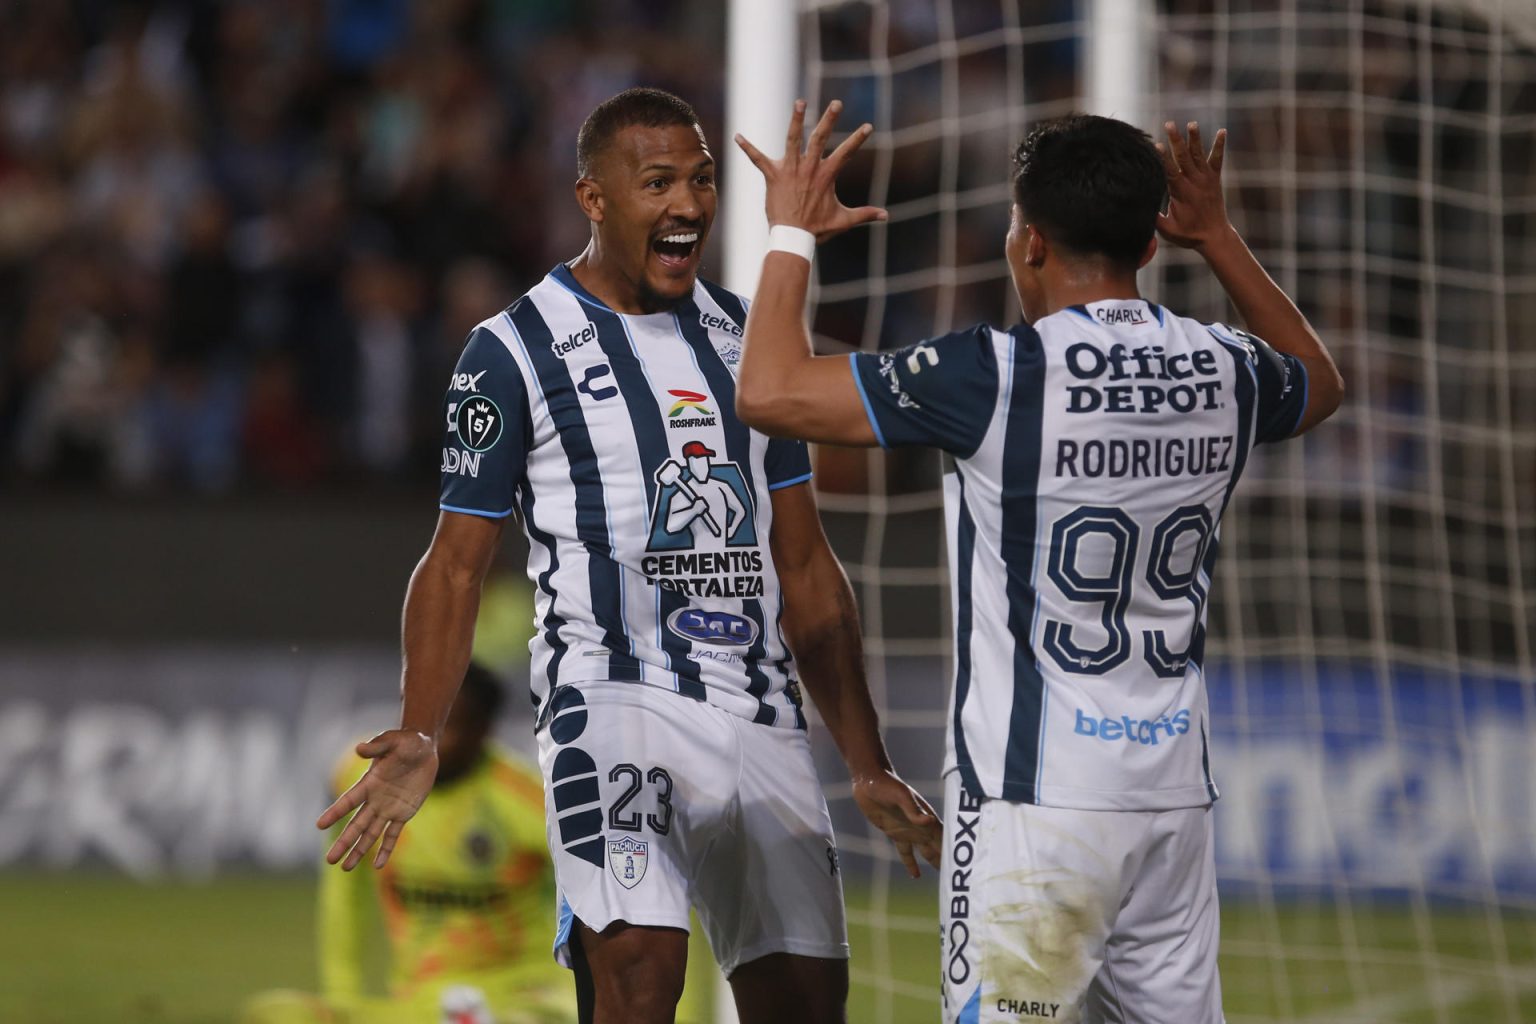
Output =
[
  {"x1": 440, "y1": 265, "x2": 813, "y2": 729},
  {"x1": 851, "y1": 298, "x2": 1308, "y2": 809}
]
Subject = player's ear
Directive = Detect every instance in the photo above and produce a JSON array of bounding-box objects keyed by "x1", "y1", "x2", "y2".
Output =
[
  {"x1": 575, "y1": 176, "x2": 604, "y2": 224},
  {"x1": 1024, "y1": 224, "x2": 1047, "y2": 268},
  {"x1": 1137, "y1": 234, "x2": 1158, "y2": 269}
]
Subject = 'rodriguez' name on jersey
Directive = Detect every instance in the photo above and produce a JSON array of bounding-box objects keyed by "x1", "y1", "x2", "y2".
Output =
[{"x1": 439, "y1": 265, "x2": 813, "y2": 729}]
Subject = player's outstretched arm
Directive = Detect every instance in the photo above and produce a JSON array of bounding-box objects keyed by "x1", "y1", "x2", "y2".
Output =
[
  {"x1": 1156, "y1": 121, "x2": 1344, "y2": 434},
  {"x1": 316, "y1": 510, "x2": 504, "y2": 870},
  {"x1": 769, "y1": 482, "x2": 941, "y2": 878},
  {"x1": 734, "y1": 99, "x2": 884, "y2": 446}
]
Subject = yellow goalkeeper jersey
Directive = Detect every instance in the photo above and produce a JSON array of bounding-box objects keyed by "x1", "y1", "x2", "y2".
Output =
[{"x1": 320, "y1": 745, "x2": 569, "y2": 1016}]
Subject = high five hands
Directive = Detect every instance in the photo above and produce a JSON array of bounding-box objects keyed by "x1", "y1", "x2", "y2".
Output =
[{"x1": 735, "y1": 99, "x2": 888, "y2": 242}]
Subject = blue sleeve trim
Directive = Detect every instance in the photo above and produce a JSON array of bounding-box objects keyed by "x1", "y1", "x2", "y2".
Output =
[
  {"x1": 440, "y1": 503, "x2": 515, "y2": 519},
  {"x1": 1067, "y1": 305, "x2": 1097, "y2": 323},
  {"x1": 1288, "y1": 357, "x2": 1310, "y2": 436},
  {"x1": 767, "y1": 471, "x2": 813, "y2": 491},
  {"x1": 847, "y1": 353, "x2": 889, "y2": 448}
]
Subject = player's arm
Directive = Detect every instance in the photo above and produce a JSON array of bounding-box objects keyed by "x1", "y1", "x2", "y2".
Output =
[
  {"x1": 1156, "y1": 121, "x2": 1344, "y2": 434},
  {"x1": 317, "y1": 511, "x2": 504, "y2": 870},
  {"x1": 318, "y1": 326, "x2": 527, "y2": 871},
  {"x1": 734, "y1": 99, "x2": 885, "y2": 446},
  {"x1": 769, "y1": 481, "x2": 940, "y2": 877}
]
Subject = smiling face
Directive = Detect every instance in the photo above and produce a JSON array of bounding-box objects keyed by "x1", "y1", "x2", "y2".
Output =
[{"x1": 579, "y1": 123, "x2": 717, "y2": 313}]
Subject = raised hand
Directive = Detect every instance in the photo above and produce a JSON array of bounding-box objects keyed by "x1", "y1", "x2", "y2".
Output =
[
  {"x1": 1155, "y1": 120, "x2": 1231, "y2": 252},
  {"x1": 735, "y1": 99, "x2": 888, "y2": 243},
  {"x1": 316, "y1": 729, "x2": 439, "y2": 870},
  {"x1": 851, "y1": 769, "x2": 943, "y2": 879}
]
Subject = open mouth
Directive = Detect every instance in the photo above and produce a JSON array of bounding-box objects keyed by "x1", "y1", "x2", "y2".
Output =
[{"x1": 652, "y1": 230, "x2": 700, "y2": 269}]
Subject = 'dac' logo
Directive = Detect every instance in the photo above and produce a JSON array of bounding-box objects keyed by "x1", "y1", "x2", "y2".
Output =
[{"x1": 646, "y1": 440, "x2": 757, "y2": 551}]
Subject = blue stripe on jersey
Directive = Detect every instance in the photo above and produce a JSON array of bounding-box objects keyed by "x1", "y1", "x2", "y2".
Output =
[
  {"x1": 584, "y1": 302, "x2": 706, "y2": 701},
  {"x1": 440, "y1": 502, "x2": 514, "y2": 519},
  {"x1": 518, "y1": 478, "x2": 570, "y2": 694},
  {"x1": 699, "y1": 278, "x2": 748, "y2": 328},
  {"x1": 999, "y1": 325, "x2": 1050, "y2": 804},
  {"x1": 505, "y1": 301, "x2": 641, "y2": 681},
  {"x1": 847, "y1": 353, "x2": 889, "y2": 448},
  {"x1": 676, "y1": 302, "x2": 778, "y2": 724},
  {"x1": 951, "y1": 470, "x2": 982, "y2": 796},
  {"x1": 768, "y1": 471, "x2": 812, "y2": 491}
]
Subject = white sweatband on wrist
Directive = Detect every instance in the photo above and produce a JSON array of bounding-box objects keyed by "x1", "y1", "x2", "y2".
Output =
[{"x1": 767, "y1": 224, "x2": 816, "y2": 263}]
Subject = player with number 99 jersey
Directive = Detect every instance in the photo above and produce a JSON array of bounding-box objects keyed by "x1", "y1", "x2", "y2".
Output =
[{"x1": 850, "y1": 302, "x2": 1304, "y2": 806}]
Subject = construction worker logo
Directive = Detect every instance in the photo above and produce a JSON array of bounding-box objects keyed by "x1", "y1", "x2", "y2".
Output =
[{"x1": 647, "y1": 440, "x2": 757, "y2": 550}]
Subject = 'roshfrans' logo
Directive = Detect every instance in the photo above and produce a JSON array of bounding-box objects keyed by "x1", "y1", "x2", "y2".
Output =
[
  {"x1": 608, "y1": 836, "x2": 648, "y2": 889},
  {"x1": 455, "y1": 396, "x2": 503, "y2": 452}
]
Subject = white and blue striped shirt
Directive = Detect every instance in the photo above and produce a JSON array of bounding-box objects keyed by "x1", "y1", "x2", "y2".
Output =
[
  {"x1": 852, "y1": 299, "x2": 1308, "y2": 809},
  {"x1": 441, "y1": 265, "x2": 813, "y2": 729}
]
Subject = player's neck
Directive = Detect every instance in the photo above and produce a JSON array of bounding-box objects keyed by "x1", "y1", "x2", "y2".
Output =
[
  {"x1": 568, "y1": 243, "x2": 664, "y2": 315},
  {"x1": 1039, "y1": 269, "x2": 1144, "y2": 318}
]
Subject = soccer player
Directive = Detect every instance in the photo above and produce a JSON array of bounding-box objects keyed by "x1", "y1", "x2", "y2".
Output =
[
  {"x1": 732, "y1": 102, "x2": 1344, "y2": 1023},
  {"x1": 241, "y1": 664, "x2": 572, "y2": 1024},
  {"x1": 316, "y1": 88, "x2": 940, "y2": 1024}
]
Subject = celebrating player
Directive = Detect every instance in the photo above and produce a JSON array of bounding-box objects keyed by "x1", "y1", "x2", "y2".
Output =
[
  {"x1": 732, "y1": 102, "x2": 1343, "y2": 1023},
  {"x1": 243, "y1": 664, "x2": 571, "y2": 1024},
  {"x1": 316, "y1": 88, "x2": 939, "y2": 1024}
]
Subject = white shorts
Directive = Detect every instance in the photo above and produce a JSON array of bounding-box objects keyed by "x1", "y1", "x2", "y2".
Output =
[
  {"x1": 941, "y1": 772, "x2": 1223, "y2": 1024},
  {"x1": 537, "y1": 681, "x2": 848, "y2": 976}
]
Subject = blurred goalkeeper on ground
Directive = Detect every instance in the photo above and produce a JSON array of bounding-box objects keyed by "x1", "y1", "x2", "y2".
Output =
[
  {"x1": 733, "y1": 103, "x2": 1343, "y2": 1024},
  {"x1": 241, "y1": 663, "x2": 574, "y2": 1024}
]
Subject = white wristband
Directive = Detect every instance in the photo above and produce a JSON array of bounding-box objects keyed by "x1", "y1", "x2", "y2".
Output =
[{"x1": 767, "y1": 224, "x2": 816, "y2": 263}]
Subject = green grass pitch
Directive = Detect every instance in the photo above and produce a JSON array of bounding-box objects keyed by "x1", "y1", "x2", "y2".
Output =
[{"x1": 2, "y1": 872, "x2": 1533, "y2": 1023}]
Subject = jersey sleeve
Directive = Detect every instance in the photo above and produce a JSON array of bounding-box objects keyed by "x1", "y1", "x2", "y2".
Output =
[
  {"x1": 848, "y1": 325, "x2": 1001, "y2": 457},
  {"x1": 1229, "y1": 326, "x2": 1309, "y2": 444},
  {"x1": 439, "y1": 326, "x2": 532, "y2": 519},
  {"x1": 764, "y1": 437, "x2": 812, "y2": 490}
]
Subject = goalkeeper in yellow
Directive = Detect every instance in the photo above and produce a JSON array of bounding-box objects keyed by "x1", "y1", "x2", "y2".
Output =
[{"x1": 241, "y1": 663, "x2": 573, "y2": 1024}]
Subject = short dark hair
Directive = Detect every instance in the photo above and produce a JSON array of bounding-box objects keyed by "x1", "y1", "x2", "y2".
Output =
[
  {"x1": 577, "y1": 87, "x2": 701, "y2": 178},
  {"x1": 1011, "y1": 114, "x2": 1167, "y2": 270},
  {"x1": 459, "y1": 662, "x2": 507, "y2": 721}
]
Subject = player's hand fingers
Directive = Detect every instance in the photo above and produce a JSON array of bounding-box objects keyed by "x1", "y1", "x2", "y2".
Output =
[
  {"x1": 894, "y1": 839, "x2": 920, "y2": 879},
  {"x1": 316, "y1": 786, "x2": 361, "y2": 830},
  {"x1": 902, "y1": 787, "x2": 939, "y2": 826},
  {"x1": 920, "y1": 836, "x2": 942, "y2": 870},
  {"x1": 341, "y1": 815, "x2": 386, "y2": 871},
  {"x1": 1186, "y1": 122, "x2": 1207, "y2": 170},
  {"x1": 805, "y1": 99, "x2": 842, "y2": 161},
  {"x1": 826, "y1": 122, "x2": 874, "y2": 173},
  {"x1": 325, "y1": 804, "x2": 373, "y2": 864},
  {"x1": 1154, "y1": 140, "x2": 1181, "y2": 183},
  {"x1": 734, "y1": 134, "x2": 773, "y2": 175},
  {"x1": 1209, "y1": 128, "x2": 1227, "y2": 176},
  {"x1": 374, "y1": 819, "x2": 405, "y2": 869},
  {"x1": 356, "y1": 733, "x2": 393, "y2": 760},
  {"x1": 784, "y1": 99, "x2": 807, "y2": 160},
  {"x1": 844, "y1": 205, "x2": 889, "y2": 228},
  {"x1": 1165, "y1": 120, "x2": 1193, "y2": 175}
]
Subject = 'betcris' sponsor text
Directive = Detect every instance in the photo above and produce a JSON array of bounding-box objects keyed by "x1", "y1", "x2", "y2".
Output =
[{"x1": 1075, "y1": 708, "x2": 1191, "y2": 745}]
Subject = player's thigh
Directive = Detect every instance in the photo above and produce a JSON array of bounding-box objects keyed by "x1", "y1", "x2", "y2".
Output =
[
  {"x1": 538, "y1": 682, "x2": 735, "y2": 962},
  {"x1": 1085, "y1": 806, "x2": 1223, "y2": 1024},
  {"x1": 694, "y1": 720, "x2": 848, "y2": 978},
  {"x1": 728, "y1": 951, "x2": 848, "y2": 1024},
  {"x1": 940, "y1": 772, "x2": 1132, "y2": 1024}
]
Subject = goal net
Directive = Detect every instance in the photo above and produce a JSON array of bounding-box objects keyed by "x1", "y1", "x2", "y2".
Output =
[{"x1": 733, "y1": 1, "x2": 1536, "y2": 1021}]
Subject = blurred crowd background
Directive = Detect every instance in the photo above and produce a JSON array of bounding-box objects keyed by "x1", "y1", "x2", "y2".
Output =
[{"x1": 0, "y1": 0, "x2": 729, "y2": 494}]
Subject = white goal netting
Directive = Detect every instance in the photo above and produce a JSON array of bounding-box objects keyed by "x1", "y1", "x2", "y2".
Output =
[{"x1": 779, "y1": 2, "x2": 1536, "y2": 1022}]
